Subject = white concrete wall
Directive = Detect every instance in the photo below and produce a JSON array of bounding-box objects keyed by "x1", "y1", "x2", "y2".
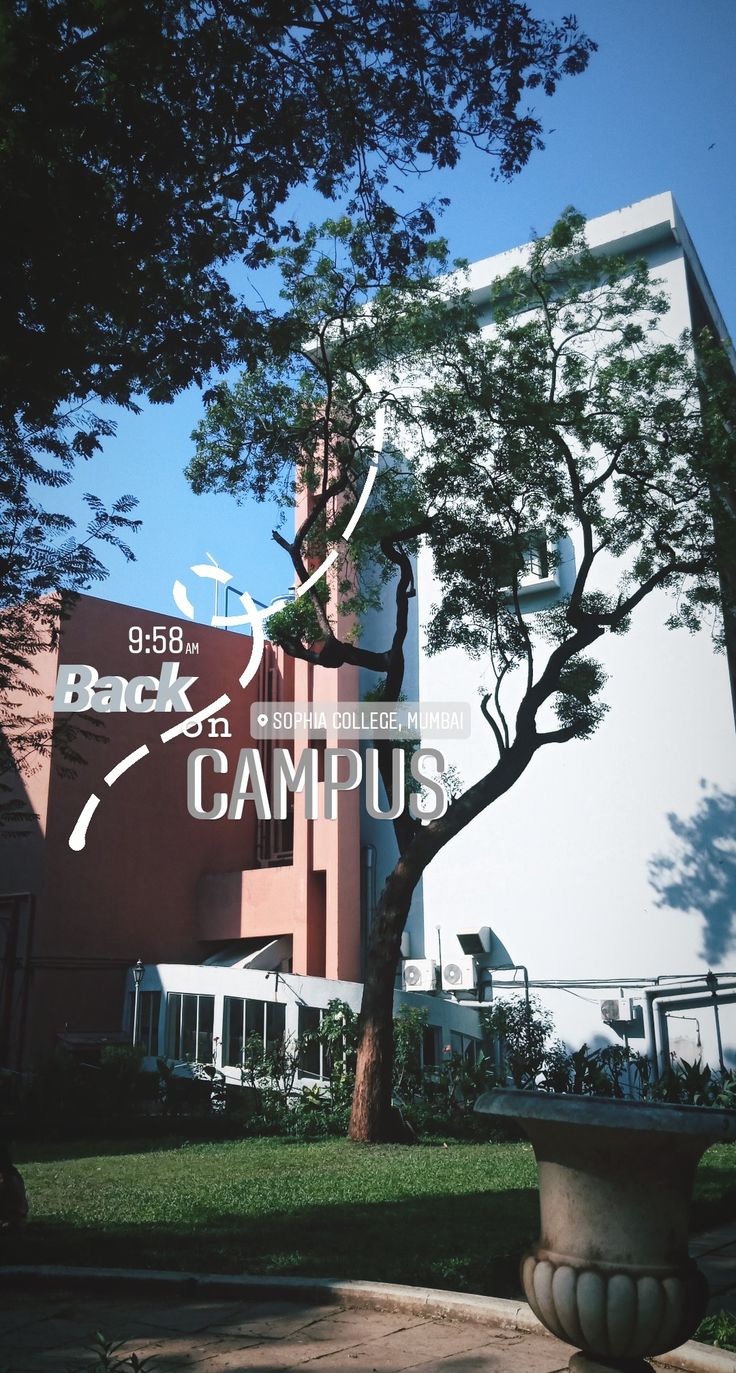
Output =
[{"x1": 393, "y1": 196, "x2": 736, "y2": 1069}]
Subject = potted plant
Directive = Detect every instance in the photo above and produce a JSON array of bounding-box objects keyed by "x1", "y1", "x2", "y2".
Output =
[{"x1": 476, "y1": 1088, "x2": 736, "y2": 1370}]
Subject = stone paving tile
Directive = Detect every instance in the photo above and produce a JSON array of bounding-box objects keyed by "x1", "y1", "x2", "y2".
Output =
[
  {"x1": 210, "y1": 1305, "x2": 427, "y2": 1346},
  {"x1": 0, "y1": 1308, "x2": 57, "y2": 1339},
  {"x1": 405, "y1": 1336, "x2": 569, "y2": 1373},
  {"x1": 0, "y1": 1295, "x2": 155, "y2": 1344},
  {"x1": 205, "y1": 1301, "x2": 347, "y2": 1341},
  {"x1": 0, "y1": 1317, "x2": 112, "y2": 1350},
  {"x1": 280, "y1": 1317, "x2": 512, "y2": 1371},
  {"x1": 109, "y1": 1301, "x2": 248, "y2": 1336},
  {"x1": 1, "y1": 1332, "x2": 274, "y2": 1373},
  {"x1": 191, "y1": 1317, "x2": 430, "y2": 1369},
  {"x1": 190, "y1": 1345, "x2": 326, "y2": 1371},
  {"x1": 691, "y1": 1225, "x2": 736, "y2": 1256},
  {"x1": 0, "y1": 1355, "x2": 50, "y2": 1373},
  {"x1": 112, "y1": 1334, "x2": 265, "y2": 1371},
  {"x1": 0, "y1": 1291, "x2": 59, "y2": 1332}
]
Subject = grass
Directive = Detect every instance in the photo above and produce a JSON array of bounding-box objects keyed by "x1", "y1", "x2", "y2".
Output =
[{"x1": 5, "y1": 1136, "x2": 736, "y2": 1298}]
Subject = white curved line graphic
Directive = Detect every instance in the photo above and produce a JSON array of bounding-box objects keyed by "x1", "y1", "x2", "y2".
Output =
[
  {"x1": 294, "y1": 549, "x2": 339, "y2": 599},
  {"x1": 66, "y1": 406, "x2": 386, "y2": 850},
  {"x1": 68, "y1": 795, "x2": 101, "y2": 852},
  {"x1": 104, "y1": 745, "x2": 150, "y2": 786},
  {"x1": 160, "y1": 693, "x2": 233, "y2": 743},
  {"x1": 342, "y1": 410, "x2": 384, "y2": 542},
  {"x1": 237, "y1": 592, "x2": 266, "y2": 688},
  {"x1": 172, "y1": 580, "x2": 195, "y2": 619},
  {"x1": 191, "y1": 564, "x2": 232, "y2": 585}
]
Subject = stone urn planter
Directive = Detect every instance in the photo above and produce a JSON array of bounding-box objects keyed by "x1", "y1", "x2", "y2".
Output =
[{"x1": 475, "y1": 1088, "x2": 736, "y2": 1371}]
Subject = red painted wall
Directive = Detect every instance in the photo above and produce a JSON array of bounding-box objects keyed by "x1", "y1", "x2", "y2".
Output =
[{"x1": 2, "y1": 594, "x2": 360, "y2": 1066}]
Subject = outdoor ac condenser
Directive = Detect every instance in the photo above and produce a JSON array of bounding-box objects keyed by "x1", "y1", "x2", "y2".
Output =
[
  {"x1": 402, "y1": 959, "x2": 437, "y2": 992},
  {"x1": 601, "y1": 998, "x2": 636, "y2": 1025},
  {"x1": 441, "y1": 956, "x2": 478, "y2": 992}
]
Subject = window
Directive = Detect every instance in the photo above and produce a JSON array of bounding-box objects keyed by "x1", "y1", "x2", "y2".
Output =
[
  {"x1": 223, "y1": 997, "x2": 286, "y2": 1068},
  {"x1": 166, "y1": 993, "x2": 215, "y2": 1062},
  {"x1": 298, "y1": 1005, "x2": 324, "y2": 1079},
  {"x1": 422, "y1": 1024, "x2": 441, "y2": 1069},
  {"x1": 450, "y1": 1030, "x2": 481, "y2": 1066},
  {"x1": 130, "y1": 990, "x2": 161, "y2": 1055},
  {"x1": 520, "y1": 531, "x2": 550, "y2": 581}
]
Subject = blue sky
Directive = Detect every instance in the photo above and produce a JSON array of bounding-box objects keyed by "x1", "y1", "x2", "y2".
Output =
[{"x1": 56, "y1": 0, "x2": 736, "y2": 624}]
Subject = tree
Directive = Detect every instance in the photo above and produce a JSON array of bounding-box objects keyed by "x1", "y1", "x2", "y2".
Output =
[
  {"x1": 2, "y1": 1, "x2": 594, "y2": 430},
  {"x1": 1, "y1": 1, "x2": 594, "y2": 812},
  {"x1": 188, "y1": 209, "x2": 736, "y2": 1140}
]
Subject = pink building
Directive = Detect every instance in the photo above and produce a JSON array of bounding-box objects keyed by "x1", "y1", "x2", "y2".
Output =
[{"x1": 1, "y1": 591, "x2": 364, "y2": 1068}]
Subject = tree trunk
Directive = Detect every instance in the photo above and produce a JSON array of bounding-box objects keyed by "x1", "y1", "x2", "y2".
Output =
[
  {"x1": 348, "y1": 857, "x2": 421, "y2": 1142},
  {"x1": 346, "y1": 736, "x2": 542, "y2": 1142}
]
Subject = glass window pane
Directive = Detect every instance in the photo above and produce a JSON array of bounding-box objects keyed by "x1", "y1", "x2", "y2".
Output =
[
  {"x1": 166, "y1": 993, "x2": 181, "y2": 1059},
  {"x1": 266, "y1": 1002, "x2": 286, "y2": 1049},
  {"x1": 139, "y1": 991, "x2": 159, "y2": 1056},
  {"x1": 298, "y1": 1006, "x2": 321, "y2": 1078},
  {"x1": 181, "y1": 994, "x2": 198, "y2": 1060},
  {"x1": 197, "y1": 995, "x2": 215, "y2": 1061},
  {"x1": 245, "y1": 999, "x2": 265, "y2": 1044},
  {"x1": 423, "y1": 1025, "x2": 440, "y2": 1068},
  {"x1": 148, "y1": 991, "x2": 161, "y2": 1057},
  {"x1": 224, "y1": 998, "x2": 244, "y2": 1068}
]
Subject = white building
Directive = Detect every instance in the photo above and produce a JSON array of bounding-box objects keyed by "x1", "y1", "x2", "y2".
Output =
[{"x1": 362, "y1": 193, "x2": 736, "y2": 1075}]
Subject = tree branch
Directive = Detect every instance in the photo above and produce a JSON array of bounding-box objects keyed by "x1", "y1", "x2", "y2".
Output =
[
  {"x1": 536, "y1": 724, "x2": 583, "y2": 745},
  {"x1": 480, "y1": 692, "x2": 507, "y2": 757}
]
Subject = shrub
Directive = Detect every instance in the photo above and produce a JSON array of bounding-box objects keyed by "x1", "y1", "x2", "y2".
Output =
[
  {"x1": 480, "y1": 996, "x2": 555, "y2": 1087},
  {"x1": 696, "y1": 1310, "x2": 736, "y2": 1352}
]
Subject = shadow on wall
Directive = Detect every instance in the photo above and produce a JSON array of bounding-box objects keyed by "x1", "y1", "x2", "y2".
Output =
[{"x1": 649, "y1": 782, "x2": 736, "y2": 965}]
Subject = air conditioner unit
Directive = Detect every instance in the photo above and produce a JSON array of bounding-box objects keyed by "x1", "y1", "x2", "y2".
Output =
[
  {"x1": 601, "y1": 998, "x2": 635, "y2": 1025},
  {"x1": 402, "y1": 959, "x2": 437, "y2": 992},
  {"x1": 442, "y1": 956, "x2": 478, "y2": 992}
]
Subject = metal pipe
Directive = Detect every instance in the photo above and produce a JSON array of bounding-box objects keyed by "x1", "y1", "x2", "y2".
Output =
[
  {"x1": 656, "y1": 988, "x2": 736, "y2": 1074},
  {"x1": 644, "y1": 979, "x2": 736, "y2": 1076}
]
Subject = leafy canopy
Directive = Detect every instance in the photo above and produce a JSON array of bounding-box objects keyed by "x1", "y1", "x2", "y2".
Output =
[
  {"x1": 189, "y1": 210, "x2": 734, "y2": 760},
  {"x1": 2, "y1": 0, "x2": 594, "y2": 429}
]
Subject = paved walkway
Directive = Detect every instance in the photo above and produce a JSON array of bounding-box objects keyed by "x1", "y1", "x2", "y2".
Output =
[
  {"x1": 0, "y1": 1287, "x2": 574, "y2": 1373},
  {"x1": 3, "y1": 1221, "x2": 736, "y2": 1373}
]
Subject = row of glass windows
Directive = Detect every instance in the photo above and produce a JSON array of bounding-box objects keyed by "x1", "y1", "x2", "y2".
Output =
[{"x1": 150, "y1": 992, "x2": 481, "y2": 1073}]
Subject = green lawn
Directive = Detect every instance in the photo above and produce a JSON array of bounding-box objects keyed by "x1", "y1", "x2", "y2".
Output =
[{"x1": 6, "y1": 1136, "x2": 736, "y2": 1297}]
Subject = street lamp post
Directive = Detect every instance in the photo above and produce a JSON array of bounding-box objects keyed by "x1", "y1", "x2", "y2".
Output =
[{"x1": 132, "y1": 959, "x2": 145, "y2": 1048}]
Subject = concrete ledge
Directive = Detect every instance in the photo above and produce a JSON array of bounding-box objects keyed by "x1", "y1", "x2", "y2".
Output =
[
  {"x1": 657, "y1": 1345, "x2": 736, "y2": 1373},
  {"x1": 1, "y1": 1266, "x2": 734, "y2": 1372}
]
